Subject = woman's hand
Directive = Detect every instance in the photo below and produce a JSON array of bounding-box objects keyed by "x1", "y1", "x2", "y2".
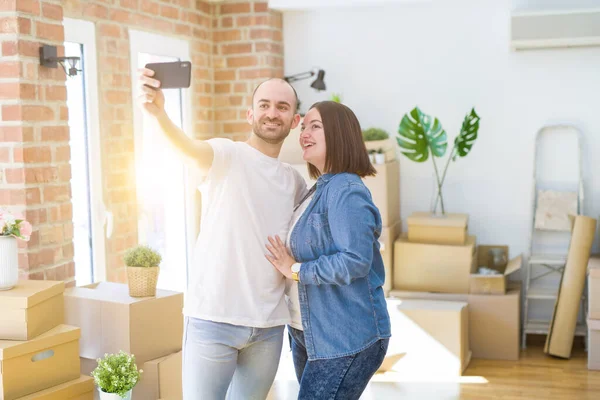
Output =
[{"x1": 265, "y1": 235, "x2": 296, "y2": 279}]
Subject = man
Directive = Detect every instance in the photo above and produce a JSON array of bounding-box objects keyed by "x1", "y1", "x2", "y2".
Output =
[{"x1": 138, "y1": 69, "x2": 307, "y2": 399}]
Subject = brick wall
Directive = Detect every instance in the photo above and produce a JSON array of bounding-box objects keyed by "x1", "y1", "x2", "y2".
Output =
[
  {"x1": 212, "y1": 1, "x2": 284, "y2": 140},
  {"x1": 62, "y1": 0, "x2": 214, "y2": 283},
  {"x1": 0, "y1": 0, "x2": 75, "y2": 284},
  {"x1": 0, "y1": 0, "x2": 284, "y2": 285}
]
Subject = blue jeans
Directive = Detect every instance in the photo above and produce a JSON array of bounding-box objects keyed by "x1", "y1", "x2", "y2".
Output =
[
  {"x1": 182, "y1": 317, "x2": 284, "y2": 400},
  {"x1": 289, "y1": 327, "x2": 389, "y2": 400}
]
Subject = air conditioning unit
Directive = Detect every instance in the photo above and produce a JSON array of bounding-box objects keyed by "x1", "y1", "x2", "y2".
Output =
[{"x1": 510, "y1": 8, "x2": 600, "y2": 50}]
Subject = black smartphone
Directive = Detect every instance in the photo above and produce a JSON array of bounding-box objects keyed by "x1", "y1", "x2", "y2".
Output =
[{"x1": 145, "y1": 61, "x2": 192, "y2": 89}]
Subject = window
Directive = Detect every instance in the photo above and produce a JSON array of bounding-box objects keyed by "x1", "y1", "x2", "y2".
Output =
[
  {"x1": 64, "y1": 18, "x2": 106, "y2": 285},
  {"x1": 129, "y1": 30, "x2": 195, "y2": 292}
]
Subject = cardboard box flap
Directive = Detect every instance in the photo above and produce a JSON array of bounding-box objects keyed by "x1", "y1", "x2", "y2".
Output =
[
  {"x1": 474, "y1": 245, "x2": 521, "y2": 276},
  {"x1": 68, "y1": 281, "x2": 179, "y2": 304},
  {"x1": 504, "y1": 255, "x2": 522, "y2": 275},
  {"x1": 0, "y1": 280, "x2": 64, "y2": 309},
  {"x1": 15, "y1": 375, "x2": 94, "y2": 400},
  {"x1": 407, "y1": 212, "x2": 468, "y2": 228},
  {"x1": 0, "y1": 324, "x2": 80, "y2": 360}
]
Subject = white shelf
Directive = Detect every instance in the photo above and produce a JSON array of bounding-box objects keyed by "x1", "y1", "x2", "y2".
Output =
[
  {"x1": 528, "y1": 254, "x2": 567, "y2": 265},
  {"x1": 525, "y1": 320, "x2": 587, "y2": 336},
  {"x1": 526, "y1": 286, "x2": 559, "y2": 299}
]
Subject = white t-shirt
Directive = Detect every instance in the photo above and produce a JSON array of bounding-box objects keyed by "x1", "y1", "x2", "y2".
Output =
[
  {"x1": 285, "y1": 191, "x2": 314, "y2": 331},
  {"x1": 183, "y1": 138, "x2": 308, "y2": 328}
]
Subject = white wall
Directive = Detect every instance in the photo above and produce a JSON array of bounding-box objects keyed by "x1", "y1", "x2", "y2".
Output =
[{"x1": 283, "y1": 0, "x2": 600, "y2": 265}]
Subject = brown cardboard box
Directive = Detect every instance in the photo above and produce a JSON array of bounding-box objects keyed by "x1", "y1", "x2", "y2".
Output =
[
  {"x1": 384, "y1": 299, "x2": 470, "y2": 378},
  {"x1": 589, "y1": 257, "x2": 600, "y2": 320},
  {"x1": 389, "y1": 285, "x2": 521, "y2": 360},
  {"x1": 545, "y1": 215, "x2": 597, "y2": 359},
  {"x1": 134, "y1": 351, "x2": 182, "y2": 400},
  {"x1": 363, "y1": 160, "x2": 400, "y2": 227},
  {"x1": 407, "y1": 212, "x2": 468, "y2": 245},
  {"x1": 588, "y1": 319, "x2": 600, "y2": 370},
  {"x1": 0, "y1": 325, "x2": 80, "y2": 400},
  {"x1": 15, "y1": 375, "x2": 93, "y2": 400},
  {"x1": 379, "y1": 220, "x2": 402, "y2": 295},
  {"x1": 393, "y1": 234, "x2": 477, "y2": 294},
  {"x1": 469, "y1": 245, "x2": 522, "y2": 295},
  {"x1": 0, "y1": 280, "x2": 64, "y2": 341},
  {"x1": 64, "y1": 282, "x2": 183, "y2": 366}
]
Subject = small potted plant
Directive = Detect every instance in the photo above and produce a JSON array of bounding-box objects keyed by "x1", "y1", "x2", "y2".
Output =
[
  {"x1": 0, "y1": 209, "x2": 32, "y2": 290},
  {"x1": 375, "y1": 148, "x2": 386, "y2": 164},
  {"x1": 91, "y1": 351, "x2": 142, "y2": 400},
  {"x1": 362, "y1": 128, "x2": 394, "y2": 161},
  {"x1": 368, "y1": 149, "x2": 377, "y2": 163},
  {"x1": 123, "y1": 244, "x2": 162, "y2": 297}
]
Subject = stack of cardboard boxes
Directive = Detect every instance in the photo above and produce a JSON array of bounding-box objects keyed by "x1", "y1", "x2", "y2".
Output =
[
  {"x1": 0, "y1": 280, "x2": 94, "y2": 400},
  {"x1": 64, "y1": 282, "x2": 184, "y2": 400},
  {"x1": 386, "y1": 212, "x2": 522, "y2": 378},
  {"x1": 588, "y1": 257, "x2": 600, "y2": 370}
]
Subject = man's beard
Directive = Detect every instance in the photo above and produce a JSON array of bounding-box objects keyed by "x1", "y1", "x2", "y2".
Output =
[{"x1": 253, "y1": 117, "x2": 292, "y2": 144}]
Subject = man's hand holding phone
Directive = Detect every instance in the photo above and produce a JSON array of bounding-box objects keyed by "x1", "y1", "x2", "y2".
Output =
[{"x1": 137, "y1": 68, "x2": 165, "y2": 118}]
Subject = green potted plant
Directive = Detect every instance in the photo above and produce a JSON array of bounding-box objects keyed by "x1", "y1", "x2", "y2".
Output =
[
  {"x1": 330, "y1": 93, "x2": 342, "y2": 103},
  {"x1": 123, "y1": 244, "x2": 162, "y2": 297},
  {"x1": 368, "y1": 149, "x2": 377, "y2": 163},
  {"x1": 91, "y1": 351, "x2": 142, "y2": 400},
  {"x1": 0, "y1": 209, "x2": 32, "y2": 290},
  {"x1": 396, "y1": 106, "x2": 480, "y2": 215},
  {"x1": 374, "y1": 148, "x2": 386, "y2": 165},
  {"x1": 362, "y1": 127, "x2": 394, "y2": 162}
]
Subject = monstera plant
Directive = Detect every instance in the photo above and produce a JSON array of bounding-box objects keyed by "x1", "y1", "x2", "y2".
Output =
[{"x1": 397, "y1": 107, "x2": 480, "y2": 215}]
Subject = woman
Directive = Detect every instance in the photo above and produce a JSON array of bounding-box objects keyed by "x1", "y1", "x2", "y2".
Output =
[{"x1": 265, "y1": 101, "x2": 391, "y2": 399}]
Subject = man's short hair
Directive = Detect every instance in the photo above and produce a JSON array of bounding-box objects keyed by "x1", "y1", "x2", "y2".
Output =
[{"x1": 251, "y1": 78, "x2": 299, "y2": 113}]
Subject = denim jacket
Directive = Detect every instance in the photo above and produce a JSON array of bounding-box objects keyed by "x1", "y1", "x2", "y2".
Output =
[{"x1": 290, "y1": 172, "x2": 391, "y2": 360}]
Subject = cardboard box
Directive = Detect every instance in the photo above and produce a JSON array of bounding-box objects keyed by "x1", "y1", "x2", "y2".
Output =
[
  {"x1": 0, "y1": 280, "x2": 65, "y2": 341},
  {"x1": 363, "y1": 160, "x2": 400, "y2": 227},
  {"x1": 407, "y1": 212, "x2": 468, "y2": 245},
  {"x1": 389, "y1": 285, "x2": 521, "y2": 360},
  {"x1": 384, "y1": 299, "x2": 470, "y2": 378},
  {"x1": 588, "y1": 319, "x2": 600, "y2": 370},
  {"x1": 134, "y1": 351, "x2": 182, "y2": 400},
  {"x1": 379, "y1": 220, "x2": 402, "y2": 295},
  {"x1": 589, "y1": 257, "x2": 600, "y2": 320},
  {"x1": 15, "y1": 375, "x2": 93, "y2": 400},
  {"x1": 279, "y1": 125, "x2": 304, "y2": 165},
  {"x1": 545, "y1": 215, "x2": 597, "y2": 359},
  {"x1": 469, "y1": 245, "x2": 522, "y2": 295},
  {"x1": 64, "y1": 282, "x2": 183, "y2": 366},
  {"x1": 393, "y1": 234, "x2": 477, "y2": 294},
  {"x1": 0, "y1": 325, "x2": 80, "y2": 400}
]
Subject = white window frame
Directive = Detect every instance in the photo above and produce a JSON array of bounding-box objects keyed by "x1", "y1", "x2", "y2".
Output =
[
  {"x1": 128, "y1": 30, "x2": 196, "y2": 288},
  {"x1": 63, "y1": 18, "x2": 107, "y2": 282}
]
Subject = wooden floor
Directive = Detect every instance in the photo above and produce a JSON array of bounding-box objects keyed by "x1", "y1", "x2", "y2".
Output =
[{"x1": 268, "y1": 337, "x2": 600, "y2": 399}]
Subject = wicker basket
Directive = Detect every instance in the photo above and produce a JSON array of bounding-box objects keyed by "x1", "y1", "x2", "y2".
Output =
[{"x1": 126, "y1": 266, "x2": 159, "y2": 297}]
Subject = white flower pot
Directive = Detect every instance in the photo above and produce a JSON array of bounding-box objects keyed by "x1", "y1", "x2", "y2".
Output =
[
  {"x1": 369, "y1": 154, "x2": 375, "y2": 163},
  {"x1": 0, "y1": 236, "x2": 18, "y2": 291},
  {"x1": 374, "y1": 153, "x2": 386, "y2": 164},
  {"x1": 98, "y1": 389, "x2": 132, "y2": 400}
]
